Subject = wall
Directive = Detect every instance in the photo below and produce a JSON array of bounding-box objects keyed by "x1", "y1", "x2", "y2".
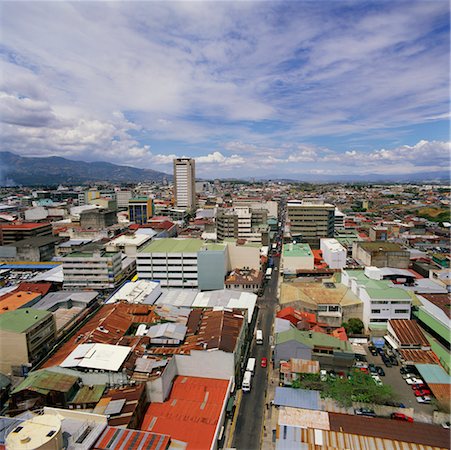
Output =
[
  {"x1": 175, "y1": 349, "x2": 235, "y2": 380},
  {"x1": 197, "y1": 250, "x2": 226, "y2": 291},
  {"x1": 226, "y1": 242, "x2": 260, "y2": 271},
  {"x1": 0, "y1": 329, "x2": 28, "y2": 375},
  {"x1": 282, "y1": 255, "x2": 314, "y2": 273},
  {"x1": 146, "y1": 357, "x2": 178, "y2": 403}
]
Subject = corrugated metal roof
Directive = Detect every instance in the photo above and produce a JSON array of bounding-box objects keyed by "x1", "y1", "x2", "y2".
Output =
[
  {"x1": 141, "y1": 376, "x2": 230, "y2": 450},
  {"x1": 280, "y1": 359, "x2": 319, "y2": 374},
  {"x1": 94, "y1": 426, "x2": 171, "y2": 450},
  {"x1": 11, "y1": 369, "x2": 79, "y2": 395},
  {"x1": 389, "y1": 319, "x2": 430, "y2": 347},
  {"x1": 399, "y1": 349, "x2": 439, "y2": 364},
  {"x1": 415, "y1": 364, "x2": 451, "y2": 385},
  {"x1": 274, "y1": 387, "x2": 320, "y2": 410}
]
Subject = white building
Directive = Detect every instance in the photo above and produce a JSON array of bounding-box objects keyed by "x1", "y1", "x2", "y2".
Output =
[
  {"x1": 106, "y1": 279, "x2": 162, "y2": 304},
  {"x1": 320, "y1": 238, "x2": 346, "y2": 269},
  {"x1": 173, "y1": 158, "x2": 196, "y2": 210},
  {"x1": 341, "y1": 269, "x2": 412, "y2": 330}
]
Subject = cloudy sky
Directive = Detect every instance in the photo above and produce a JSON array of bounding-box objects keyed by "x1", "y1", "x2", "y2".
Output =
[{"x1": 1, "y1": 1, "x2": 450, "y2": 179}]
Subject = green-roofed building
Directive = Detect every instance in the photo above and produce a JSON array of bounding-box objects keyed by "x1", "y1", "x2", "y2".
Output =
[
  {"x1": 274, "y1": 328, "x2": 355, "y2": 368},
  {"x1": 9, "y1": 369, "x2": 80, "y2": 414},
  {"x1": 342, "y1": 268, "x2": 412, "y2": 331},
  {"x1": 0, "y1": 309, "x2": 56, "y2": 376},
  {"x1": 282, "y1": 242, "x2": 314, "y2": 274},
  {"x1": 137, "y1": 238, "x2": 228, "y2": 290}
]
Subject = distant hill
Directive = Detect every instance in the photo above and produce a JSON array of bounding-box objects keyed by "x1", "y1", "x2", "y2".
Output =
[{"x1": 0, "y1": 151, "x2": 171, "y2": 186}]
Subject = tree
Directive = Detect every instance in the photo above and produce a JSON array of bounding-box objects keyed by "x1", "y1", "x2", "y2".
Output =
[{"x1": 342, "y1": 318, "x2": 364, "y2": 335}]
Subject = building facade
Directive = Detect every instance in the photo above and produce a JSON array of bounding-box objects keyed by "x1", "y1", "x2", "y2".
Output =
[
  {"x1": 173, "y1": 158, "x2": 196, "y2": 210},
  {"x1": 286, "y1": 200, "x2": 335, "y2": 248},
  {"x1": 128, "y1": 197, "x2": 154, "y2": 225}
]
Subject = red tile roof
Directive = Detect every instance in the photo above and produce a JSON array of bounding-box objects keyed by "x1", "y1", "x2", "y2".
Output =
[
  {"x1": 142, "y1": 376, "x2": 229, "y2": 450},
  {"x1": 277, "y1": 307, "x2": 316, "y2": 326}
]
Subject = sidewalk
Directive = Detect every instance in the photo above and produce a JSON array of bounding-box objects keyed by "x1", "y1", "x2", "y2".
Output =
[{"x1": 260, "y1": 361, "x2": 279, "y2": 450}]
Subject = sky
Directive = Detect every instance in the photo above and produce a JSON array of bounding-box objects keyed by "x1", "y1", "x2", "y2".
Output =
[{"x1": 0, "y1": 1, "x2": 450, "y2": 179}]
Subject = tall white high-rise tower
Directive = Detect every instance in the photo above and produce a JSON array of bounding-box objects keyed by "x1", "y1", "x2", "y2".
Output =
[{"x1": 173, "y1": 158, "x2": 196, "y2": 210}]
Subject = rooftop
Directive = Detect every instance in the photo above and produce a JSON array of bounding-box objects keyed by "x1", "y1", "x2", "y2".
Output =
[
  {"x1": 0, "y1": 222, "x2": 51, "y2": 230},
  {"x1": 0, "y1": 308, "x2": 51, "y2": 333},
  {"x1": 357, "y1": 241, "x2": 406, "y2": 253},
  {"x1": 388, "y1": 319, "x2": 430, "y2": 347},
  {"x1": 11, "y1": 369, "x2": 79, "y2": 395},
  {"x1": 274, "y1": 387, "x2": 320, "y2": 409},
  {"x1": 0, "y1": 291, "x2": 42, "y2": 314},
  {"x1": 94, "y1": 426, "x2": 172, "y2": 450},
  {"x1": 141, "y1": 238, "x2": 205, "y2": 254},
  {"x1": 141, "y1": 376, "x2": 230, "y2": 450},
  {"x1": 282, "y1": 243, "x2": 313, "y2": 258}
]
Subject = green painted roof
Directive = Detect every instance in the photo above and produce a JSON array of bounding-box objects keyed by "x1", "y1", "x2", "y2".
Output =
[
  {"x1": 415, "y1": 364, "x2": 451, "y2": 384},
  {"x1": 0, "y1": 309, "x2": 51, "y2": 333},
  {"x1": 283, "y1": 243, "x2": 312, "y2": 258},
  {"x1": 276, "y1": 328, "x2": 353, "y2": 353},
  {"x1": 70, "y1": 384, "x2": 105, "y2": 404},
  {"x1": 140, "y1": 238, "x2": 225, "y2": 254},
  {"x1": 11, "y1": 369, "x2": 79, "y2": 395},
  {"x1": 365, "y1": 286, "x2": 411, "y2": 299}
]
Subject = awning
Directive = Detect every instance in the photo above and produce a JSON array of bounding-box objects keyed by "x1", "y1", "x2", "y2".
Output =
[{"x1": 384, "y1": 334, "x2": 399, "y2": 350}]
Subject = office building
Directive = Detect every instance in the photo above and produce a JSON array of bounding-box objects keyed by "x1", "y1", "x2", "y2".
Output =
[
  {"x1": 0, "y1": 222, "x2": 53, "y2": 245},
  {"x1": 173, "y1": 158, "x2": 196, "y2": 210},
  {"x1": 287, "y1": 200, "x2": 335, "y2": 248},
  {"x1": 128, "y1": 197, "x2": 154, "y2": 224},
  {"x1": 320, "y1": 238, "x2": 347, "y2": 269}
]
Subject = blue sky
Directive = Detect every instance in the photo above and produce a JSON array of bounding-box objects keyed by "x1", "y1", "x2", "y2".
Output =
[{"x1": 0, "y1": 1, "x2": 449, "y2": 179}]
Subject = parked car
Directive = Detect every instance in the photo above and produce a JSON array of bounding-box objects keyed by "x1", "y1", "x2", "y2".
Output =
[
  {"x1": 354, "y1": 408, "x2": 376, "y2": 417},
  {"x1": 389, "y1": 355, "x2": 399, "y2": 366},
  {"x1": 376, "y1": 366, "x2": 385, "y2": 376},
  {"x1": 414, "y1": 389, "x2": 432, "y2": 397},
  {"x1": 320, "y1": 369, "x2": 327, "y2": 381},
  {"x1": 377, "y1": 348, "x2": 385, "y2": 355},
  {"x1": 411, "y1": 383, "x2": 426, "y2": 390},
  {"x1": 391, "y1": 412, "x2": 414, "y2": 422},
  {"x1": 369, "y1": 347, "x2": 378, "y2": 356},
  {"x1": 416, "y1": 396, "x2": 431, "y2": 403},
  {"x1": 382, "y1": 357, "x2": 392, "y2": 368},
  {"x1": 261, "y1": 357, "x2": 268, "y2": 368},
  {"x1": 371, "y1": 375, "x2": 383, "y2": 386},
  {"x1": 385, "y1": 401, "x2": 406, "y2": 408},
  {"x1": 406, "y1": 377, "x2": 424, "y2": 385},
  {"x1": 402, "y1": 373, "x2": 417, "y2": 380},
  {"x1": 442, "y1": 421, "x2": 450, "y2": 429}
]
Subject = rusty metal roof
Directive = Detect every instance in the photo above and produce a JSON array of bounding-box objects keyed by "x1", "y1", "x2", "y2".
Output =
[
  {"x1": 389, "y1": 319, "x2": 430, "y2": 347},
  {"x1": 94, "y1": 427, "x2": 171, "y2": 450},
  {"x1": 328, "y1": 412, "x2": 451, "y2": 448},
  {"x1": 280, "y1": 358, "x2": 320, "y2": 374},
  {"x1": 399, "y1": 349, "x2": 440, "y2": 364}
]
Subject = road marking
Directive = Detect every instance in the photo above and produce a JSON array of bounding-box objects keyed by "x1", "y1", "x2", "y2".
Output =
[{"x1": 226, "y1": 389, "x2": 242, "y2": 448}]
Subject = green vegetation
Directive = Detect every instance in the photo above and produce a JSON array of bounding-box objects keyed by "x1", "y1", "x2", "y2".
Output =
[
  {"x1": 290, "y1": 369, "x2": 394, "y2": 407},
  {"x1": 417, "y1": 207, "x2": 450, "y2": 223},
  {"x1": 342, "y1": 318, "x2": 364, "y2": 335}
]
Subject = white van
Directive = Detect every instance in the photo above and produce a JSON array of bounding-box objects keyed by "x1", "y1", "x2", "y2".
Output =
[
  {"x1": 246, "y1": 358, "x2": 256, "y2": 375},
  {"x1": 242, "y1": 370, "x2": 252, "y2": 392},
  {"x1": 256, "y1": 329, "x2": 263, "y2": 345}
]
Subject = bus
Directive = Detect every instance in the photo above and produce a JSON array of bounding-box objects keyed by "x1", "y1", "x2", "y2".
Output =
[
  {"x1": 265, "y1": 268, "x2": 272, "y2": 280},
  {"x1": 256, "y1": 329, "x2": 263, "y2": 345},
  {"x1": 246, "y1": 358, "x2": 256, "y2": 375},
  {"x1": 242, "y1": 371, "x2": 252, "y2": 392}
]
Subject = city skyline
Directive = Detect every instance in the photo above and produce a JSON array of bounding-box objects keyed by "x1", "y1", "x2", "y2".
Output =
[{"x1": 1, "y1": 1, "x2": 450, "y2": 179}]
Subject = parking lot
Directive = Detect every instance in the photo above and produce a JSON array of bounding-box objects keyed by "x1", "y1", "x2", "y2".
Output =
[{"x1": 364, "y1": 346, "x2": 435, "y2": 421}]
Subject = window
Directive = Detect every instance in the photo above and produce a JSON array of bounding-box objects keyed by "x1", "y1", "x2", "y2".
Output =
[
  {"x1": 394, "y1": 309, "x2": 409, "y2": 314},
  {"x1": 371, "y1": 309, "x2": 381, "y2": 314}
]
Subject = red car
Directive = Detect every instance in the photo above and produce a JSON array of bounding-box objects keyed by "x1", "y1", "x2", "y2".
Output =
[
  {"x1": 411, "y1": 383, "x2": 426, "y2": 390},
  {"x1": 391, "y1": 412, "x2": 414, "y2": 422},
  {"x1": 414, "y1": 389, "x2": 432, "y2": 397},
  {"x1": 261, "y1": 357, "x2": 268, "y2": 368}
]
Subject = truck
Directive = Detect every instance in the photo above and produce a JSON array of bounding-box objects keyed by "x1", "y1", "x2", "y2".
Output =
[
  {"x1": 256, "y1": 329, "x2": 263, "y2": 345},
  {"x1": 246, "y1": 358, "x2": 256, "y2": 375},
  {"x1": 242, "y1": 370, "x2": 252, "y2": 392},
  {"x1": 265, "y1": 268, "x2": 272, "y2": 279}
]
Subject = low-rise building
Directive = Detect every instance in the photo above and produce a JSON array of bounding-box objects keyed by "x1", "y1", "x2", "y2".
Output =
[
  {"x1": 225, "y1": 268, "x2": 262, "y2": 292},
  {"x1": 352, "y1": 241, "x2": 410, "y2": 268},
  {"x1": 385, "y1": 319, "x2": 431, "y2": 351},
  {"x1": 281, "y1": 242, "x2": 314, "y2": 274},
  {"x1": 105, "y1": 233, "x2": 152, "y2": 257},
  {"x1": 80, "y1": 209, "x2": 117, "y2": 229},
  {"x1": 0, "y1": 309, "x2": 56, "y2": 375},
  {"x1": 320, "y1": 238, "x2": 346, "y2": 269},
  {"x1": 0, "y1": 222, "x2": 53, "y2": 245},
  {"x1": 0, "y1": 236, "x2": 60, "y2": 262}
]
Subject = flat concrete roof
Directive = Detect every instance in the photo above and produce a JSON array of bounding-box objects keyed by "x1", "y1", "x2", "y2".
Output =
[{"x1": 283, "y1": 243, "x2": 313, "y2": 258}]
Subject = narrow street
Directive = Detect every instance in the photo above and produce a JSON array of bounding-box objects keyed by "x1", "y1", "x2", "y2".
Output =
[{"x1": 233, "y1": 256, "x2": 280, "y2": 450}]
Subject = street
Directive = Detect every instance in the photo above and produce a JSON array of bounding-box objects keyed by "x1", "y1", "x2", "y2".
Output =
[{"x1": 233, "y1": 256, "x2": 280, "y2": 450}]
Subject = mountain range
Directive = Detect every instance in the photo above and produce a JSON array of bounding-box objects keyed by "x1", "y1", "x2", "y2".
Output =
[{"x1": 0, "y1": 152, "x2": 171, "y2": 186}]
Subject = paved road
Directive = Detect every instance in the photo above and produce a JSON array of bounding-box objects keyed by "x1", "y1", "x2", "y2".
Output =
[{"x1": 233, "y1": 256, "x2": 279, "y2": 450}]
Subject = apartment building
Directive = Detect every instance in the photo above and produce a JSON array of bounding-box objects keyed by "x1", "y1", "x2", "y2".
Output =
[
  {"x1": 62, "y1": 250, "x2": 127, "y2": 290},
  {"x1": 173, "y1": 158, "x2": 196, "y2": 210},
  {"x1": 286, "y1": 200, "x2": 335, "y2": 248},
  {"x1": 0, "y1": 308, "x2": 56, "y2": 375},
  {"x1": 137, "y1": 238, "x2": 227, "y2": 290},
  {"x1": 116, "y1": 190, "x2": 133, "y2": 208},
  {"x1": 216, "y1": 206, "x2": 268, "y2": 243}
]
